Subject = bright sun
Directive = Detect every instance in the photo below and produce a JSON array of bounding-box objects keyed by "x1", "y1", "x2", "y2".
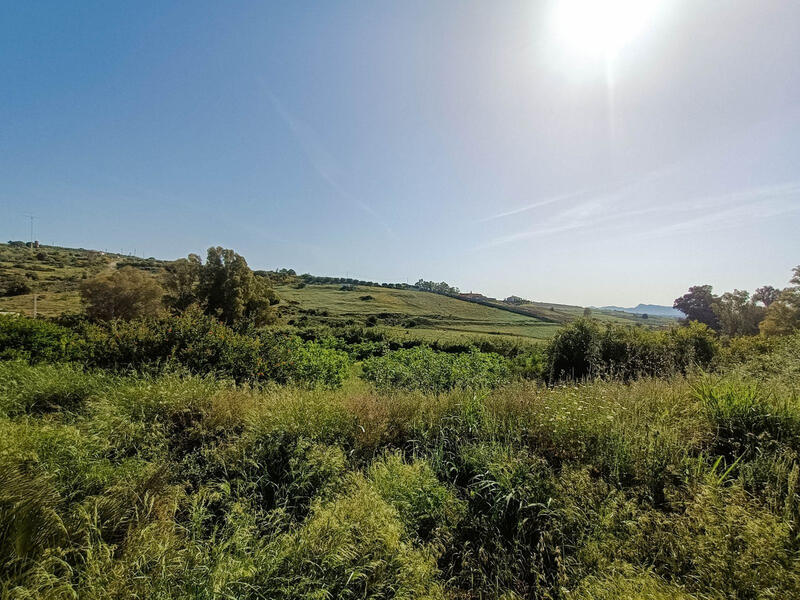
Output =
[{"x1": 552, "y1": 0, "x2": 663, "y2": 59}]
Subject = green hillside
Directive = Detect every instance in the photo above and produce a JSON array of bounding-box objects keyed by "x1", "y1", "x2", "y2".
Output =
[
  {"x1": 0, "y1": 243, "x2": 140, "y2": 317},
  {"x1": 274, "y1": 283, "x2": 562, "y2": 343},
  {"x1": 1, "y1": 242, "x2": 674, "y2": 343}
]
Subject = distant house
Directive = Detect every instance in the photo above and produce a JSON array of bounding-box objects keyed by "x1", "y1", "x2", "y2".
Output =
[{"x1": 504, "y1": 295, "x2": 529, "y2": 305}]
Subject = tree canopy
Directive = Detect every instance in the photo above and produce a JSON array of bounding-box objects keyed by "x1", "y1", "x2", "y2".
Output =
[
  {"x1": 673, "y1": 285, "x2": 719, "y2": 330},
  {"x1": 80, "y1": 267, "x2": 164, "y2": 321},
  {"x1": 163, "y1": 247, "x2": 278, "y2": 327}
]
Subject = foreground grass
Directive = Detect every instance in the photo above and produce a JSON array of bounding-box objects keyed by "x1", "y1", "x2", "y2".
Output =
[{"x1": 1, "y1": 342, "x2": 800, "y2": 598}]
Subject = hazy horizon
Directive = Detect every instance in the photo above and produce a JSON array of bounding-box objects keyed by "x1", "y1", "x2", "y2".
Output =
[{"x1": 2, "y1": 1, "x2": 799, "y2": 306}]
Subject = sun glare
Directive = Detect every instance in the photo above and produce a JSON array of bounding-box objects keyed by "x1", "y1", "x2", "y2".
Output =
[{"x1": 552, "y1": 0, "x2": 663, "y2": 59}]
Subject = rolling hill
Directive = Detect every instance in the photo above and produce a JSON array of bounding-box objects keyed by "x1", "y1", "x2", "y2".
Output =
[
  {"x1": 1, "y1": 242, "x2": 676, "y2": 343},
  {"x1": 599, "y1": 304, "x2": 684, "y2": 318}
]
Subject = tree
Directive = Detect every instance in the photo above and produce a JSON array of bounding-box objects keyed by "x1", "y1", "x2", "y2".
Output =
[
  {"x1": 753, "y1": 285, "x2": 780, "y2": 307},
  {"x1": 674, "y1": 285, "x2": 719, "y2": 330},
  {"x1": 163, "y1": 254, "x2": 202, "y2": 312},
  {"x1": 0, "y1": 273, "x2": 31, "y2": 297},
  {"x1": 196, "y1": 247, "x2": 276, "y2": 327},
  {"x1": 162, "y1": 248, "x2": 278, "y2": 327},
  {"x1": 80, "y1": 267, "x2": 163, "y2": 321},
  {"x1": 712, "y1": 289, "x2": 764, "y2": 336},
  {"x1": 760, "y1": 265, "x2": 800, "y2": 336}
]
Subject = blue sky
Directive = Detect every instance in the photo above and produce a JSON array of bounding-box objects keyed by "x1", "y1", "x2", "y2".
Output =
[{"x1": 2, "y1": 1, "x2": 799, "y2": 306}]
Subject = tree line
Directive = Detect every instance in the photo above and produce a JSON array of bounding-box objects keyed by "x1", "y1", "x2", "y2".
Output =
[
  {"x1": 80, "y1": 246, "x2": 278, "y2": 327},
  {"x1": 673, "y1": 264, "x2": 800, "y2": 336}
]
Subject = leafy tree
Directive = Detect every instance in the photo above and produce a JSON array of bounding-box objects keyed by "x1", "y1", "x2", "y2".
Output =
[
  {"x1": 753, "y1": 285, "x2": 780, "y2": 307},
  {"x1": 197, "y1": 247, "x2": 276, "y2": 327},
  {"x1": 760, "y1": 266, "x2": 800, "y2": 336},
  {"x1": 0, "y1": 273, "x2": 31, "y2": 297},
  {"x1": 674, "y1": 285, "x2": 719, "y2": 330},
  {"x1": 163, "y1": 254, "x2": 202, "y2": 311},
  {"x1": 162, "y1": 248, "x2": 278, "y2": 327},
  {"x1": 414, "y1": 279, "x2": 460, "y2": 294},
  {"x1": 712, "y1": 289, "x2": 764, "y2": 336},
  {"x1": 80, "y1": 267, "x2": 163, "y2": 321}
]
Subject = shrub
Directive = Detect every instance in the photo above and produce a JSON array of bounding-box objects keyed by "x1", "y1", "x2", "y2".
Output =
[
  {"x1": 546, "y1": 319, "x2": 601, "y2": 381},
  {"x1": 695, "y1": 380, "x2": 800, "y2": 458},
  {"x1": 78, "y1": 311, "x2": 350, "y2": 387},
  {"x1": 253, "y1": 478, "x2": 445, "y2": 599},
  {"x1": 367, "y1": 453, "x2": 465, "y2": 547},
  {"x1": 362, "y1": 346, "x2": 510, "y2": 393},
  {"x1": 546, "y1": 320, "x2": 718, "y2": 383},
  {"x1": 80, "y1": 267, "x2": 164, "y2": 321},
  {"x1": 0, "y1": 273, "x2": 31, "y2": 297},
  {"x1": 0, "y1": 314, "x2": 83, "y2": 363}
]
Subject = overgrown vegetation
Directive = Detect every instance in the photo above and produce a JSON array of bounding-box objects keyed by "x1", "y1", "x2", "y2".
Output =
[
  {"x1": 2, "y1": 295, "x2": 800, "y2": 597},
  {"x1": 2, "y1": 244, "x2": 800, "y2": 597}
]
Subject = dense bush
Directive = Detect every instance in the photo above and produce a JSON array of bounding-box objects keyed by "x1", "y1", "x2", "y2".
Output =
[
  {"x1": 361, "y1": 346, "x2": 510, "y2": 393},
  {"x1": 0, "y1": 312, "x2": 350, "y2": 387},
  {"x1": 0, "y1": 361, "x2": 109, "y2": 416},
  {"x1": 1, "y1": 340, "x2": 800, "y2": 598},
  {"x1": 0, "y1": 314, "x2": 83, "y2": 363},
  {"x1": 546, "y1": 319, "x2": 718, "y2": 382}
]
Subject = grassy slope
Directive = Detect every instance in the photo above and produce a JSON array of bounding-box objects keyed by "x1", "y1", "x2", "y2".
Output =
[
  {"x1": 275, "y1": 284, "x2": 563, "y2": 342},
  {"x1": 0, "y1": 244, "x2": 129, "y2": 316}
]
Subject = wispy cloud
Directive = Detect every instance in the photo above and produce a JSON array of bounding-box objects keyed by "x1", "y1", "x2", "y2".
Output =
[
  {"x1": 475, "y1": 177, "x2": 800, "y2": 251},
  {"x1": 644, "y1": 182, "x2": 800, "y2": 238},
  {"x1": 269, "y1": 93, "x2": 396, "y2": 238},
  {"x1": 476, "y1": 190, "x2": 587, "y2": 223}
]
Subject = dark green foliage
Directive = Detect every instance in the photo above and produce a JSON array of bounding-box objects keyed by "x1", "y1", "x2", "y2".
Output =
[
  {"x1": 0, "y1": 312, "x2": 350, "y2": 387},
  {"x1": 1, "y1": 324, "x2": 799, "y2": 598},
  {"x1": 163, "y1": 247, "x2": 279, "y2": 327},
  {"x1": 0, "y1": 314, "x2": 83, "y2": 363},
  {"x1": 674, "y1": 284, "x2": 720, "y2": 329},
  {"x1": 362, "y1": 346, "x2": 510, "y2": 393},
  {"x1": 546, "y1": 319, "x2": 718, "y2": 382},
  {"x1": 0, "y1": 273, "x2": 31, "y2": 297},
  {"x1": 79, "y1": 311, "x2": 350, "y2": 386}
]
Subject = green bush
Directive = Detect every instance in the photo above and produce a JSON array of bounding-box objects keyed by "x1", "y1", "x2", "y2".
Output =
[
  {"x1": 695, "y1": 380, "x2": 800, "y2": 458},
  {"x1": 546, "y1": 319, "x2": 718, "y2": 382},
  {"x1": 254, "y1": 478, "x2": 445, "y2": 599},
  {"x1": 362, "y1": 346, "x2": 510, "y2": 393},
  {"x1": 0, "y1": 314, "x2": 83, "y2": 363},
  {"x1": 367, "y1": 453, "x2": 465, "y2": 547}
]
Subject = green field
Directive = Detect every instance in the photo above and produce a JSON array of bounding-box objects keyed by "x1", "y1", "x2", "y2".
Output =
[
  {"x1": 275, "y1": 283, "x2": 563, "y2": 343},
  {"x1": 274, "y1": 283, "x2": 676, "y2": 344}
]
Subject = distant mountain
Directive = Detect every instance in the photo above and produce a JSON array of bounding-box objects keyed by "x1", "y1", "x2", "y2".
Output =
[{"x1": 599, "y1": 304, "x2": 684, "y2": 318}]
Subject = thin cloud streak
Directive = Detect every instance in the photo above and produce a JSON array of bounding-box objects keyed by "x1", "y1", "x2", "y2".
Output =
[
  {"x1": 644, "y1": 182, "x2": 800, "y2": 238},
  {"x1": 478, "y1": 180, "x2": 800, "y2": 250},
  {"x1": 477, "y1": 190, "x2": 587, "y2": 223}
]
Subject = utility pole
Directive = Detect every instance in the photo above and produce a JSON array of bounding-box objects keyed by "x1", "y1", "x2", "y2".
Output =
[{"x1": 24, "y1": 214, "x2": 36, "y2": 251}]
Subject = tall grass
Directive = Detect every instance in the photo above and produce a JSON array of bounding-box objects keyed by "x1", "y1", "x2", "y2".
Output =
[{"x1": 1, "y1": 332, "x2": 799, "y2": 598}]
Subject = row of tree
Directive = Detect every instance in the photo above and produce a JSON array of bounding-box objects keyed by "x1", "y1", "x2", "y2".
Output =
[
  {"x1": 673, "y1": 265, "x2": 800, "y2": 336},
  {"x1": 413, "y1": 279, "x2": 460, "y2": 295},
  {"x1": 80, "y1": 247, "x2": 278, "y2": 327}
]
